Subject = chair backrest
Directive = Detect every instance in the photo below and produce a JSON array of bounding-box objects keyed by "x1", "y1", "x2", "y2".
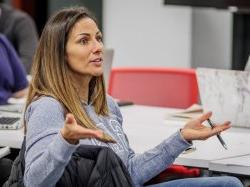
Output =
[{"x1": 108, "y1": 67, "x2": 199, "y2": 108}]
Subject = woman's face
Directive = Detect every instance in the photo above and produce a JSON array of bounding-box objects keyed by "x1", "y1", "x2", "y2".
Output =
[{"x1": 66, "y1": 17, "x2": 104, "y2": 78}]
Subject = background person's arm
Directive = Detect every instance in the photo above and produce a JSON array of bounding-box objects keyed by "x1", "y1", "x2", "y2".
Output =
[
  {"x1": 12, "y1": 87, "x2": 28, "y2": 98},
  {"x1": 2, "y1": 35, "x2": 29, "y2": 96}
]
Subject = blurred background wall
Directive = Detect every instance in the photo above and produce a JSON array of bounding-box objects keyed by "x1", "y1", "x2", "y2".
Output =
[{"x1": 3, "y1": 0, "x2": 235, "y2": 69}]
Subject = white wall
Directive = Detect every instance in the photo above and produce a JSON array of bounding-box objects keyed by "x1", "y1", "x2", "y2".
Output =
[
  {"x1": 191, "y1": 8, "x2": 233, "y2": 69},
  {"x1": 103, "y1": 0, "x2": 192, "y2": 68}
]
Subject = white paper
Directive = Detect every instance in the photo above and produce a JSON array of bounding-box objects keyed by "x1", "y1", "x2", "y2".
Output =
[
  {"x1": 0, "y1": 146, "x2": 10, "y2": 158},
  {"x1": 167, "y1": 104, "x2": 203, "y2": 119}
]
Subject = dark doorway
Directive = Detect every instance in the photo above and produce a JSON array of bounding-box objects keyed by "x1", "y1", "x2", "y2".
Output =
[{"x1": 232, "y1": 13, "x2": 250, "y2": 70}]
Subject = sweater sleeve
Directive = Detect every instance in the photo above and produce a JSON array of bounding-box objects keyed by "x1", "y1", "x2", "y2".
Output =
[
  {"x1": 127, "y1": 131, "x2": 190, "y2": 186},
  {"x1": 24, "y1": 97, "x2": 78, "y2": 187},
  {"x1": 109, "y1": 96, "x2": 191, "y2": 186}
]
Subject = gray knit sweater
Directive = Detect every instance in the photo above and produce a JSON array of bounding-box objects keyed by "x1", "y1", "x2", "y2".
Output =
[{"x1": 24, "y1": 96, "x2": 191, "y2": 187}]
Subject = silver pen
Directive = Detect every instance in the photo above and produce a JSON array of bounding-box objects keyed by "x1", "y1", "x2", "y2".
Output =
[{"x1": 207, "y1": 118, "x2": 228, "y2": 150}]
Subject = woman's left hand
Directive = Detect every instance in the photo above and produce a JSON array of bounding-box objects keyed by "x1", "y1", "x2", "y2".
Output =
[{"x1": 180, "y1": 112, "x2": 231, "y2": 141}]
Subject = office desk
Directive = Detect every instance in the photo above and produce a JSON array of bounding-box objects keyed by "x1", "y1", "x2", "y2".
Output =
[
  {"x1": 0, "y1": 104, "x2": 182, "y2": 149},
  {"x1": 1, "y1": 104, "x2": 250, "y2": 174},
  {"x1": 0, "y1": 111, "x2": 24, "y2": 149},
  {"x1": 120, "y1": 105, "x2": 250, "y2": 169},
  {"x1": 0, "y1": 128, "x2": 23, "y2": 149},
  {"x1": 174, "y1": 129, "x2": 250, "y2": 168},
  {"x1": 209, "y1": 154, "x2": 250, "y2": 176}
]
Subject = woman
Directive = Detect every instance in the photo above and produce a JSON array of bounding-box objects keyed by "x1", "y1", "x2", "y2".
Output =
[{"x1": 24, "y1": 7, "x2": 243, "y2": 187}]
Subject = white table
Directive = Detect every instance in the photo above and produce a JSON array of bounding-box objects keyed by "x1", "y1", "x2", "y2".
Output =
[
  {"x1": 174, "y1": 127, "x2": 250, "y2": 168},
  {"x1": 120, "y1": 105, "x2": 183, "y2": 152},
  {"x1": 0, "y1": 128, "x2": 24, "y2": 149},
  {"x1": 209, "y1": 154, "x2": 250, "y2": 176},
  {"x1": 0, "y1": 111, "x2": 24, "y2": 149},
  {"x1": 1, "y1": 104, "x2": 250, "y2": 176},
  {"x1": 0, "y1": 104, "x2": 182, "y2": 149},
  {"x1": 120, "y1": 105, "x2": 250, "y2": 170}
]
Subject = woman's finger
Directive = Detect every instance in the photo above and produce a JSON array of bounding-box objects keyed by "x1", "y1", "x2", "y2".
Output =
[
  {"x1": 195, "y1": 124, "x2": 207, "y2": 130},
  {"x1": 196, "y1": 122, "x2": 230, "y2": 139},
  {"x1": 197, "y1": 111, "x2": 212, "y2": 123},
  {"x1": 78, "y1": 128, "x2": 104, "y2": 139},
  {"x1": 211, "y1": 122, "x2": 231, "y2": 134},
  {"x1": 65, "y1": 113, "x2": 76, "y2": 125}
]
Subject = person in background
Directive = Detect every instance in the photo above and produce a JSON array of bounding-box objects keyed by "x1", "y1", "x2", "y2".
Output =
[
  {"x1": 0, "y1": 2, "x2": 38, "y2": 73},
  {"x1": 0, "y1": 34, "x2": 28, "y2": 105},
  {"x1": 23, "y1": 7, "x2": 243, "y2": 187}
]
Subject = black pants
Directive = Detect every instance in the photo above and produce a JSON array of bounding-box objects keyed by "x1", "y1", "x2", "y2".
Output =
[{"x1": 0, "y1": 158, "x2": 13, "y2": 186}]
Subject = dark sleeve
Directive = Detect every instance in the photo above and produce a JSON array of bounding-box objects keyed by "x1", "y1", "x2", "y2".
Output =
[
  {"x1": 3, "y1": 36, "x2": 28, "y2": 92},
  {"x1": 13, "y1": 13, "x2": 38, "y2": 73}
]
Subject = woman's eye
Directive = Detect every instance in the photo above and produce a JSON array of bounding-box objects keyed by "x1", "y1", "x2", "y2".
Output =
[
  {"x1": 80, "y1": 38, "x2": 88, "y2": 45},
  {"x1": 97, "y1": 36, "x2": 103, "y2": 42}
]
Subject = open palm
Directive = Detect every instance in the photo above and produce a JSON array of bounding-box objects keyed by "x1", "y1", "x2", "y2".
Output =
[
  {"x1": 60, "y1": 113, "x2": 105, "y2": 144},
  {"x1": 181, "y1": 112, "x2": 231, "y2": 141}
]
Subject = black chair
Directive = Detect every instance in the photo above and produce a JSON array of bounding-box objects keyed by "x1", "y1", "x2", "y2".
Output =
[{"x1": 0, "y1": 158, "x2": 13, "y2": 186}]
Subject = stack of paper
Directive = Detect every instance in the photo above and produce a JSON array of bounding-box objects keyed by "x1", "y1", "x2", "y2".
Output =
[
  {"x1": 0, "y1": 146, "x2": 10, "y2": 158},
  {"x1": 167, "y1": 104, "x2": 203, "y2": 120}
]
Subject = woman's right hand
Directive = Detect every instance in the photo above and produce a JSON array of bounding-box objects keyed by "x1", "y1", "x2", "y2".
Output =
[{"x1": 60, "y1": 113, "x2": 104, "y2": 144}]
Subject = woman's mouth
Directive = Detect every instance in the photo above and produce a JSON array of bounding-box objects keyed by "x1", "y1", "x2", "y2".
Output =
[{"x1": 90, "y1": 58, "x2": 103, "y2": 66}]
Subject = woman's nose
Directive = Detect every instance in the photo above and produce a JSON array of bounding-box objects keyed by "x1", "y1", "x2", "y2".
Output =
[{"x1": 92, "y1": 40, "x2": 103, "y2": 53}]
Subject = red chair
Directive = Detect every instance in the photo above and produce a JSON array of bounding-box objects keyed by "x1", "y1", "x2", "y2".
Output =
[
  {"x1": 108, "y1": 67, "x2": 199, "y2": 108},
  {"x1": 108, "y1": 67, "x2": 200, "y2": 184}
]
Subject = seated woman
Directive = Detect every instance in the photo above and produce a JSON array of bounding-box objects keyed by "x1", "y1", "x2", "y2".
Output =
[
  {"x1": 0, "y1": 34, "x2": 28, "y2": 105},
  {"x1": 23, "y1": 7, "x2": 243, "y2": 187}
]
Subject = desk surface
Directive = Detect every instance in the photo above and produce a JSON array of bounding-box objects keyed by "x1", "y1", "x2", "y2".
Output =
[
  {"x1": 1, "y1": 104, "x2": 250, "y2": 175},
  {"x1": 120, "y1": 105, "x2": 250, "y2": 169},
  {"x1": 0, "y1": 128, "x2": 23, "y2": 149},
  {"x1": 209, "y1": 154, "x2": 250, "y2": 176},
  {"x1": 0, "y1": 111, "x2": 24, "y2": 149},
  {"x1": 175, "y1": 130, "x2": 250, "y2": 168}
]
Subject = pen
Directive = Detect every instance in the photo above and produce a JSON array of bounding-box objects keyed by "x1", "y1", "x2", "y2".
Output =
[{"x1": 207, "y1": 118, "x2": 228, "y2": 150}]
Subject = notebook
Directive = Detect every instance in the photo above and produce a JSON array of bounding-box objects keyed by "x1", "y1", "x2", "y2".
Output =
[
  {"x1": 196, "y1": 68, "x2": 250, "y2": 128},
  {"x1": 103, "y1": 49, "x2": 114, "y2": 88}
]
